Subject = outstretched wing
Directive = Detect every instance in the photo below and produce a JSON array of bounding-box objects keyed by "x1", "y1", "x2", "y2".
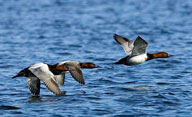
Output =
[
  {"x1": 114, "y1": 34, "x2": 134, "y2": 56},
  {"x1": 131, "y1": 36, "x2": 148, "y2": 56},
  {"x1": 55, "y1": 72, "x2": 66, "y2": 86},
  {"x1": 29, "y1": 63, "x2": 64, "y2": 95},
  {"x1": 27, "y1": 76, "x2": 40, "y2": 96},
  {"x1": 63, "y1": 61, "x2": 85, "y2": 85}
]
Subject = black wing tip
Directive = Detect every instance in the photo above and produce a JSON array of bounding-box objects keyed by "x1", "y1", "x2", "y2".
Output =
[
  {"x1": 113, "y1": 34, "x2": 120, "y2": 42},
  {"x1": 114, "y1": 33, "x2": 124, "y2": 39},
  {"x1": 114, "y1": 33, "x2": 119, "y2": 38}
]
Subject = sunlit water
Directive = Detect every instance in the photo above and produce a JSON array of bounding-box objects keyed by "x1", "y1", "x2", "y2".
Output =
[{"x1": 0, "y1": 0, "x2": 192, "y2": 116}]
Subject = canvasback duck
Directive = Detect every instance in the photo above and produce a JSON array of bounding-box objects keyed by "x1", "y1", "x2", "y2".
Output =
[
  {"x1": 114, "y1": 34, "x2": 171, "y2": 65},
  {"x1": 12, "y1": 61, "x2": 99, "y2": 96},
  {"x1": 53, "y1": 61, "x2": 100, "y2": 86}
]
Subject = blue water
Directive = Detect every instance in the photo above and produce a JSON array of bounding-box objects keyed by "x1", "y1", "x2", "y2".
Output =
[{"x1": 0, "y1": 0, "x2": 192, "y2": 116}]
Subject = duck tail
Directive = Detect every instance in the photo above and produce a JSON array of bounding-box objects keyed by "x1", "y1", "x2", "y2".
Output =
[
  {"x1": 114, "y1": 56, "x2": 128, "y2": 64},
  {"x1": 12, "y1": 74, "x2": 23, "y2": 78},
  {"x1": 12, "y1": 68, "x2": 28, "y2": 78}
]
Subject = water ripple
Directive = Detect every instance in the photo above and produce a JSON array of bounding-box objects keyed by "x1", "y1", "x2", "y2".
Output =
[{"x1": 0, "y1": 0, "x2": 192, "y2": 116}]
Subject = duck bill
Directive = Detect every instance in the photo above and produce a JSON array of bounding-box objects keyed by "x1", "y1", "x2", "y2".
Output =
[{"x1": 168, "y1": 54, "x2": 173, "y2": 57}]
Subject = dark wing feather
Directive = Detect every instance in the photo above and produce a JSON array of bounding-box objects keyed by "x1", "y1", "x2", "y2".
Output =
[
  {"x1": 63, "y1": 61, "x2": 85, "y2": 85},
  {"x1": 27, "y1": 77, "x2": 40, "y2": 96},
  {"x1": 114, "y1": 34, "x2": 134, "y2": 56},
  {"x1": 131, "y1": 36, "x2": 148, "y2": 56},
  {"x1": 69, "y1": 66, "x2": 84, "y2": 85}
]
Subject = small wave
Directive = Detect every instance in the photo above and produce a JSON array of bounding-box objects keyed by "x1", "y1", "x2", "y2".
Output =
[{"x1": 0, "y1": 105, "x2": 20, "y2": 110}]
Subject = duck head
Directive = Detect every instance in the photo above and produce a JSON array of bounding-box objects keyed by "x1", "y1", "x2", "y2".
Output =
[
  {"x1": 148, "y1": 52, "x2": 171, "y2": 60},
  {"x1": 79, "y1": 62, "x2": 100, "y2": 69}
]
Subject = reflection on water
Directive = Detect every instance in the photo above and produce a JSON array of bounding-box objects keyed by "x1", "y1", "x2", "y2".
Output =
[
  {"x1": 27, "y1": 96, "x2": 42, "y2": 103},
  {"x1": 0, "y1": 105, "x2": 20, "y2": 110},
  {"x1": 134, "y1": 85, "x2": 152, "y2": 91}
]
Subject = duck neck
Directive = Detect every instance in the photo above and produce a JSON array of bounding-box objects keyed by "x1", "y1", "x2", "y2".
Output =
[
  {"x1": 147, "y1": 53, "x2": 154, "y2": 60},
  {"x1": 47, "y1": 64, "x2": 62, "y2": 75}
]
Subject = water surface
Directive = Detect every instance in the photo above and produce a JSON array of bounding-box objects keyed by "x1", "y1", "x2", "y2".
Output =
[{"x1": 0, "y1": 0, "x2": 192, "y2": 116}]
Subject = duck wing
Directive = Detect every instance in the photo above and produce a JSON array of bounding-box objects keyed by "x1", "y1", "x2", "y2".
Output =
[
  {"x1": 55, "y1": 72, "x2": 66, "y2": 86},
  {"x1": 131, "y1": 36, "x2": 148, "y2": 56},
  {"x1": 27, "y1": 76, "x2": 40, "y2": 96},
  {"x1": 29, "y1": 63, "x2": 64, "y2": 95},
  {"x1": 64, "y1": 61, "x2": 85, "y2": 85},
  {"x1": 114, "y1": 34, "x2": 134, "y2": 56}
]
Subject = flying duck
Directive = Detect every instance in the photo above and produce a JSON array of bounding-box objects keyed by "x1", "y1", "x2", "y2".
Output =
[
  {"x1": 12, "y1": 61, "x2": 99, "y2": 96},
  {"x1": 114, "y1": 34, "x2": 171, "y2": 65}
]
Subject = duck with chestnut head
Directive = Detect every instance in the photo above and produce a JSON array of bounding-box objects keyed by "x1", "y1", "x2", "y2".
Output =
[
  {"x1": 113, "y1": 34, "x2": 171, "y2": 66},
  {"x1": 12, "y1": 61, "x2": 100, "y2": 96}
]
